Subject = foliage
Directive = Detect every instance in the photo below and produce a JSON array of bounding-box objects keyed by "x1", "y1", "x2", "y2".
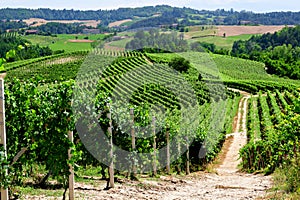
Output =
[
  {"x1": 240, "y1": 90, "x2": 300, "y2": 173},
  {"x1": 168, "y1": 57, "x2": 191, "y2": 73},
  {"x1": 0, "y1": 33, "x2": 53, "y2": 62},
  {"x1": 32, "y1": 22, "x2": 92, "y2": 35},
  {"x1": 231, "y1": 26, "x2": 300, "y2": 79},
  {"x1": 2, "y1": 78, "x2": 81, "y2": 188},
  {"x1": 0, "y1": 20, "x2": 27, "y2": 33},
  {"x1": 190, "y1": 41, "x2": 216, "y2": 53},
  {"x1": 128, "y1": 9, "x2": 182, "y2": 29},
  {"x1": 125, "y1": 30, "x2": 188, "y2": 52},
  {"x1": 273, "y1": 150, "x2": 300, "y2": 196},
  {"x1": 2, "y1": 7, "x2": 300, "y2": 27}
]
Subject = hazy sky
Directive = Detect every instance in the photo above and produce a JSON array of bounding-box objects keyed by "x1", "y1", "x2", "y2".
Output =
[{"x1": 0, "y1": 0, "x2": 299, "y2": 13}]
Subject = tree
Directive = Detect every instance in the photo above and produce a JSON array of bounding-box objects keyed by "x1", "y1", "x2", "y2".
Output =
[{"x1": 168, "y1": 57, "x2": 191, "y2": 73}]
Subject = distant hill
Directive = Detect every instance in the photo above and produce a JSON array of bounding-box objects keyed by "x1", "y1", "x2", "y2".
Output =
[{"x1": 1, "y1": 5, "x2": 300, "y2": 28}]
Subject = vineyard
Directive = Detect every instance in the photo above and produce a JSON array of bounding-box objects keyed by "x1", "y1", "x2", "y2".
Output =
[
  {"x1": 241, "y1": 89, "x2": 300, "y2": 173},
  {"x1": 0, "y1": 48, "x2": 299, "y2": 199},
  {"x1": 0, "y1": 49, "x2": 243, "y2": 198}
]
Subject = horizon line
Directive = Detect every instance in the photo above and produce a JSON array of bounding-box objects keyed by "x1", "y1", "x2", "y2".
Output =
[{"x1": 0, "y1": 5, "x2": 299, "y2": 14}]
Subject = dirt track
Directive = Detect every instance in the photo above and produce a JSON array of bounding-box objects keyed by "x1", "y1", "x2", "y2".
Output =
[
  {"x1": 108, "y1": 19, "x2": 132, "y2": 27},
  {"x1": 26, "y1": 89, "x2": 272, "y2": 200}
]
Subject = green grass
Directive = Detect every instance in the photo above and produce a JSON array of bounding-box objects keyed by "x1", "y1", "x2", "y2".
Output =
[
  {"x1": 14, "y1": 186, "x2": 65, "y2": 199},
  {"x1": 146, "y1": 52, "x2": 300, "y2": 88},
  {"x1": 190, "y1": 34, "x2": 254, "y2": 50},
  {"x1": 76, "y1": 165, "x2": 104, "y2": 178},
  {"x1": 23, "y1": 34, "x2": 107, "y2": 52},
  {"x1": 109, "y1": 38, "x2": 132, "y2": 48},
  {"x1": 185, "y1": 26, "x2": 217, "y2": 38}
]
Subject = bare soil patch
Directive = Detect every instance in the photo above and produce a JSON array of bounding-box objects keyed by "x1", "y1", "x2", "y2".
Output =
[
  {"x1": 68, "y1": 39, "x2": 94, "y2": 43},
  {"x1": 104, "y1": 42, "x2": 125, "y2": 51},
  {"x1": 217, "y1": 25, "x2": 287, "y2": 37},
  {"x1": 23, "y1": 18, "x2": 101, "y2": 28},
  {"x1": 108, "y1": 19, "x2": 132, "y2": 27},
  {"x1": 44, "y1": 56, "x2": 81, "y2": 65}
]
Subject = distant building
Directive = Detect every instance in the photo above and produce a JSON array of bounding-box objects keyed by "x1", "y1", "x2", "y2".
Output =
[
  {"x1": 112, "y1": 36, "x2": 122, "y2": 41},
  {"x1": 112, "y1": 35, "x2": 130, "y2": 41},
  {"x1": 6, "y1": 29, "x2": 17, "y2": 33},
  {"x1": 25, "y1": 30, "x2": 39, "y2": 35},
  {"x1": 239, "y1": 20, "x2": 253, "y2": 25},
  {"x1": 82, "y1": 28, "x2": 101, "y2": 34}
]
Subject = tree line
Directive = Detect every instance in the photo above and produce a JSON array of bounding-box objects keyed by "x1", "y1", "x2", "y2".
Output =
[
  {"x1": 231, "y1": 26, "x2": 300, "y2": 79},
  {"x1": 1, "y1": 6, "x2": 300, "y2": 28},
  {"x1": 0, "y1": 20, "x2": 27, "y2": 33},
  {"x1": 0, "y1": 33, "x2": 52, "y2": 62},
  {"x1": 29, "y1": 22, "x2": 91, "y2": 35}
]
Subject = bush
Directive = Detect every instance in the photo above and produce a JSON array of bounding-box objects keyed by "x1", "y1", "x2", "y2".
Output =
[
  {"x1": 273, "y1": 157, "x2": 300, "y2": 194},
  {"x1": 168, "y1": 57, "x2": 191, "y2": 73}
]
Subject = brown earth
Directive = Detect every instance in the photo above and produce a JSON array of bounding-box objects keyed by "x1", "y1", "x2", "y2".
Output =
[
  {"x1": 23, "y1": 18, "x2": 101, "y2": 28},
  {"x1": 217, "y1": 25, "x2": 288, "y2": 37},
  {"x1": 108, "y1": 19, "x2": 132, "y2": 27},
  {"x1": 104, "y1": 42, "x2": 125, "y2": 51},
  {"x1": 68, "y1": 39, "x2": 95, "y2": 43}
]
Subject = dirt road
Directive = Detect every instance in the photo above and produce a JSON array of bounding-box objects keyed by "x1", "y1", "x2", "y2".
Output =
[{"x1": 27, "y1": 90, "x2": 272, "y2": 200}]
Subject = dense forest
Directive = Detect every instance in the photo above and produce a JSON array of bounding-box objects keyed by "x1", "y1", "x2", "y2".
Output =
[
  {"x1": 125, "y1": 30, "x2": 188, "y2": 52},
  {"x1": 231, "y1": 26, "x2": 300, "y2": 79},
  {"x1": 30, "y1": 22, "x2": 91, "y2": 34},
  {"x1": 126, "y1": 29, "x2": 218, "y2": 54},
  {"x1": 128, "y1": 13, "x2": 178, "y2": 29},
  {"x1": 0, "y1": 6, "x2": 178, "y2": 24},
  {"x1": 1, "y1": 6, "x2": 300, "y2": 27},
  {"x1": 0, "y1": 20, "x2": 27, "y2": 33}
]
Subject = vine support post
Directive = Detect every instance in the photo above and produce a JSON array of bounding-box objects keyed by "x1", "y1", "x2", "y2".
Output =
[
  {"x1": 130, "y1": 108, "x2": 137, "y2": 178},
  {"x1": 0, "y1": 79, "x2": 8, "y2": 200},
  {"x1": 166, "y1": 128, "x2": 170, "y2": 174},
  {"x1": 152, "y1": 116, "x2": 157, "y2": 176},
  {"x1": 68, "y1": 131, "x2": 74, "y2": 200},
  {"x1": 107, "y1": 103, "x2": 114, "y2": 188},
  {"x1": 185, "y1": 136, "x2": 190, "y2": 175}
]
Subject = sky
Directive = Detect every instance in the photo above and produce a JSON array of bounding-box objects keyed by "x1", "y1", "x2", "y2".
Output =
[{"x1": 0, "y1": 0, "x2": 299, "y2": 13}]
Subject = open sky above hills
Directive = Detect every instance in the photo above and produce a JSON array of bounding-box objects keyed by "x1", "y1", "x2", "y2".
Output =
[{"x1": 0, "y1": 0, "x2": 299, "y2": 13}]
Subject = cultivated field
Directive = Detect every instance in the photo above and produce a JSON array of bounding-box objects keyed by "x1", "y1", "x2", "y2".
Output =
[
  {"x1": 216, "y1": 25, "x2": 287, "y2": 36},
  {"x1": 23, "y1": 34, "x2": 107, "y2": 52},
  {"x1": 23, "y1": 18, "x2": 101, "y2": 27},
  {"x1": 108, "y1": 19, "x2": 132, "y2": 27}
]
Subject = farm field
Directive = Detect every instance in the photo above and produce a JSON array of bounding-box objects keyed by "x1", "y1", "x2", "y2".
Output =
[
  {"x1": 108, "y1": 19, "x2": 132, "y2": 27},
  {"x1": 185, "y1": 25, "x2": 287, "y2": 50},
  {"x1": 22, "y1": 18, "x2": 101, "y2": 27},
  {"x1": 23, "y1": 34, "x2": 108, "y2": 52},
  {"x1": 216, "y1": 25, "x2": 287, "y2": 37},
  {"x1": 189, "y1": 34, "x2": 254, "y2": 50}
]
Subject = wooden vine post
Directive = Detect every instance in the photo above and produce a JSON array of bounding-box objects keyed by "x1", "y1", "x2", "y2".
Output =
[
  {"x1": 68, "y1": 131, "x2": 74, "y2": 200},
  {"x1": 166, "y1": 128, "x2": 170, "y2": 174},
  {"x1": 107, "y1": 103, "x2": 114, "y2": 188},
  {"x1": 0, "y1": 79, "x2": 8, "y2": 200},
  {"x1": 186, "y1": 136, "x2": 190, "y2": 175},
  {"x1": 129, "y1": 108, "x2": 137, "y2": 177},
  {"x1": 152, "y1": 117, "x2": 157, "y2": 176}
]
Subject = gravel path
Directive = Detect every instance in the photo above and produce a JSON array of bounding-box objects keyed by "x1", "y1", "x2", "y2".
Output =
[{"x1": 26, "y1": 90, "x2": 273, "y2": 200}]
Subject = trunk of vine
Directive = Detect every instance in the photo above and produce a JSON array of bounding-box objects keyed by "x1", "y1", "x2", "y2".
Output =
[{"x1": 39, "y1": 170, "x2": 52, "y2": 187}]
